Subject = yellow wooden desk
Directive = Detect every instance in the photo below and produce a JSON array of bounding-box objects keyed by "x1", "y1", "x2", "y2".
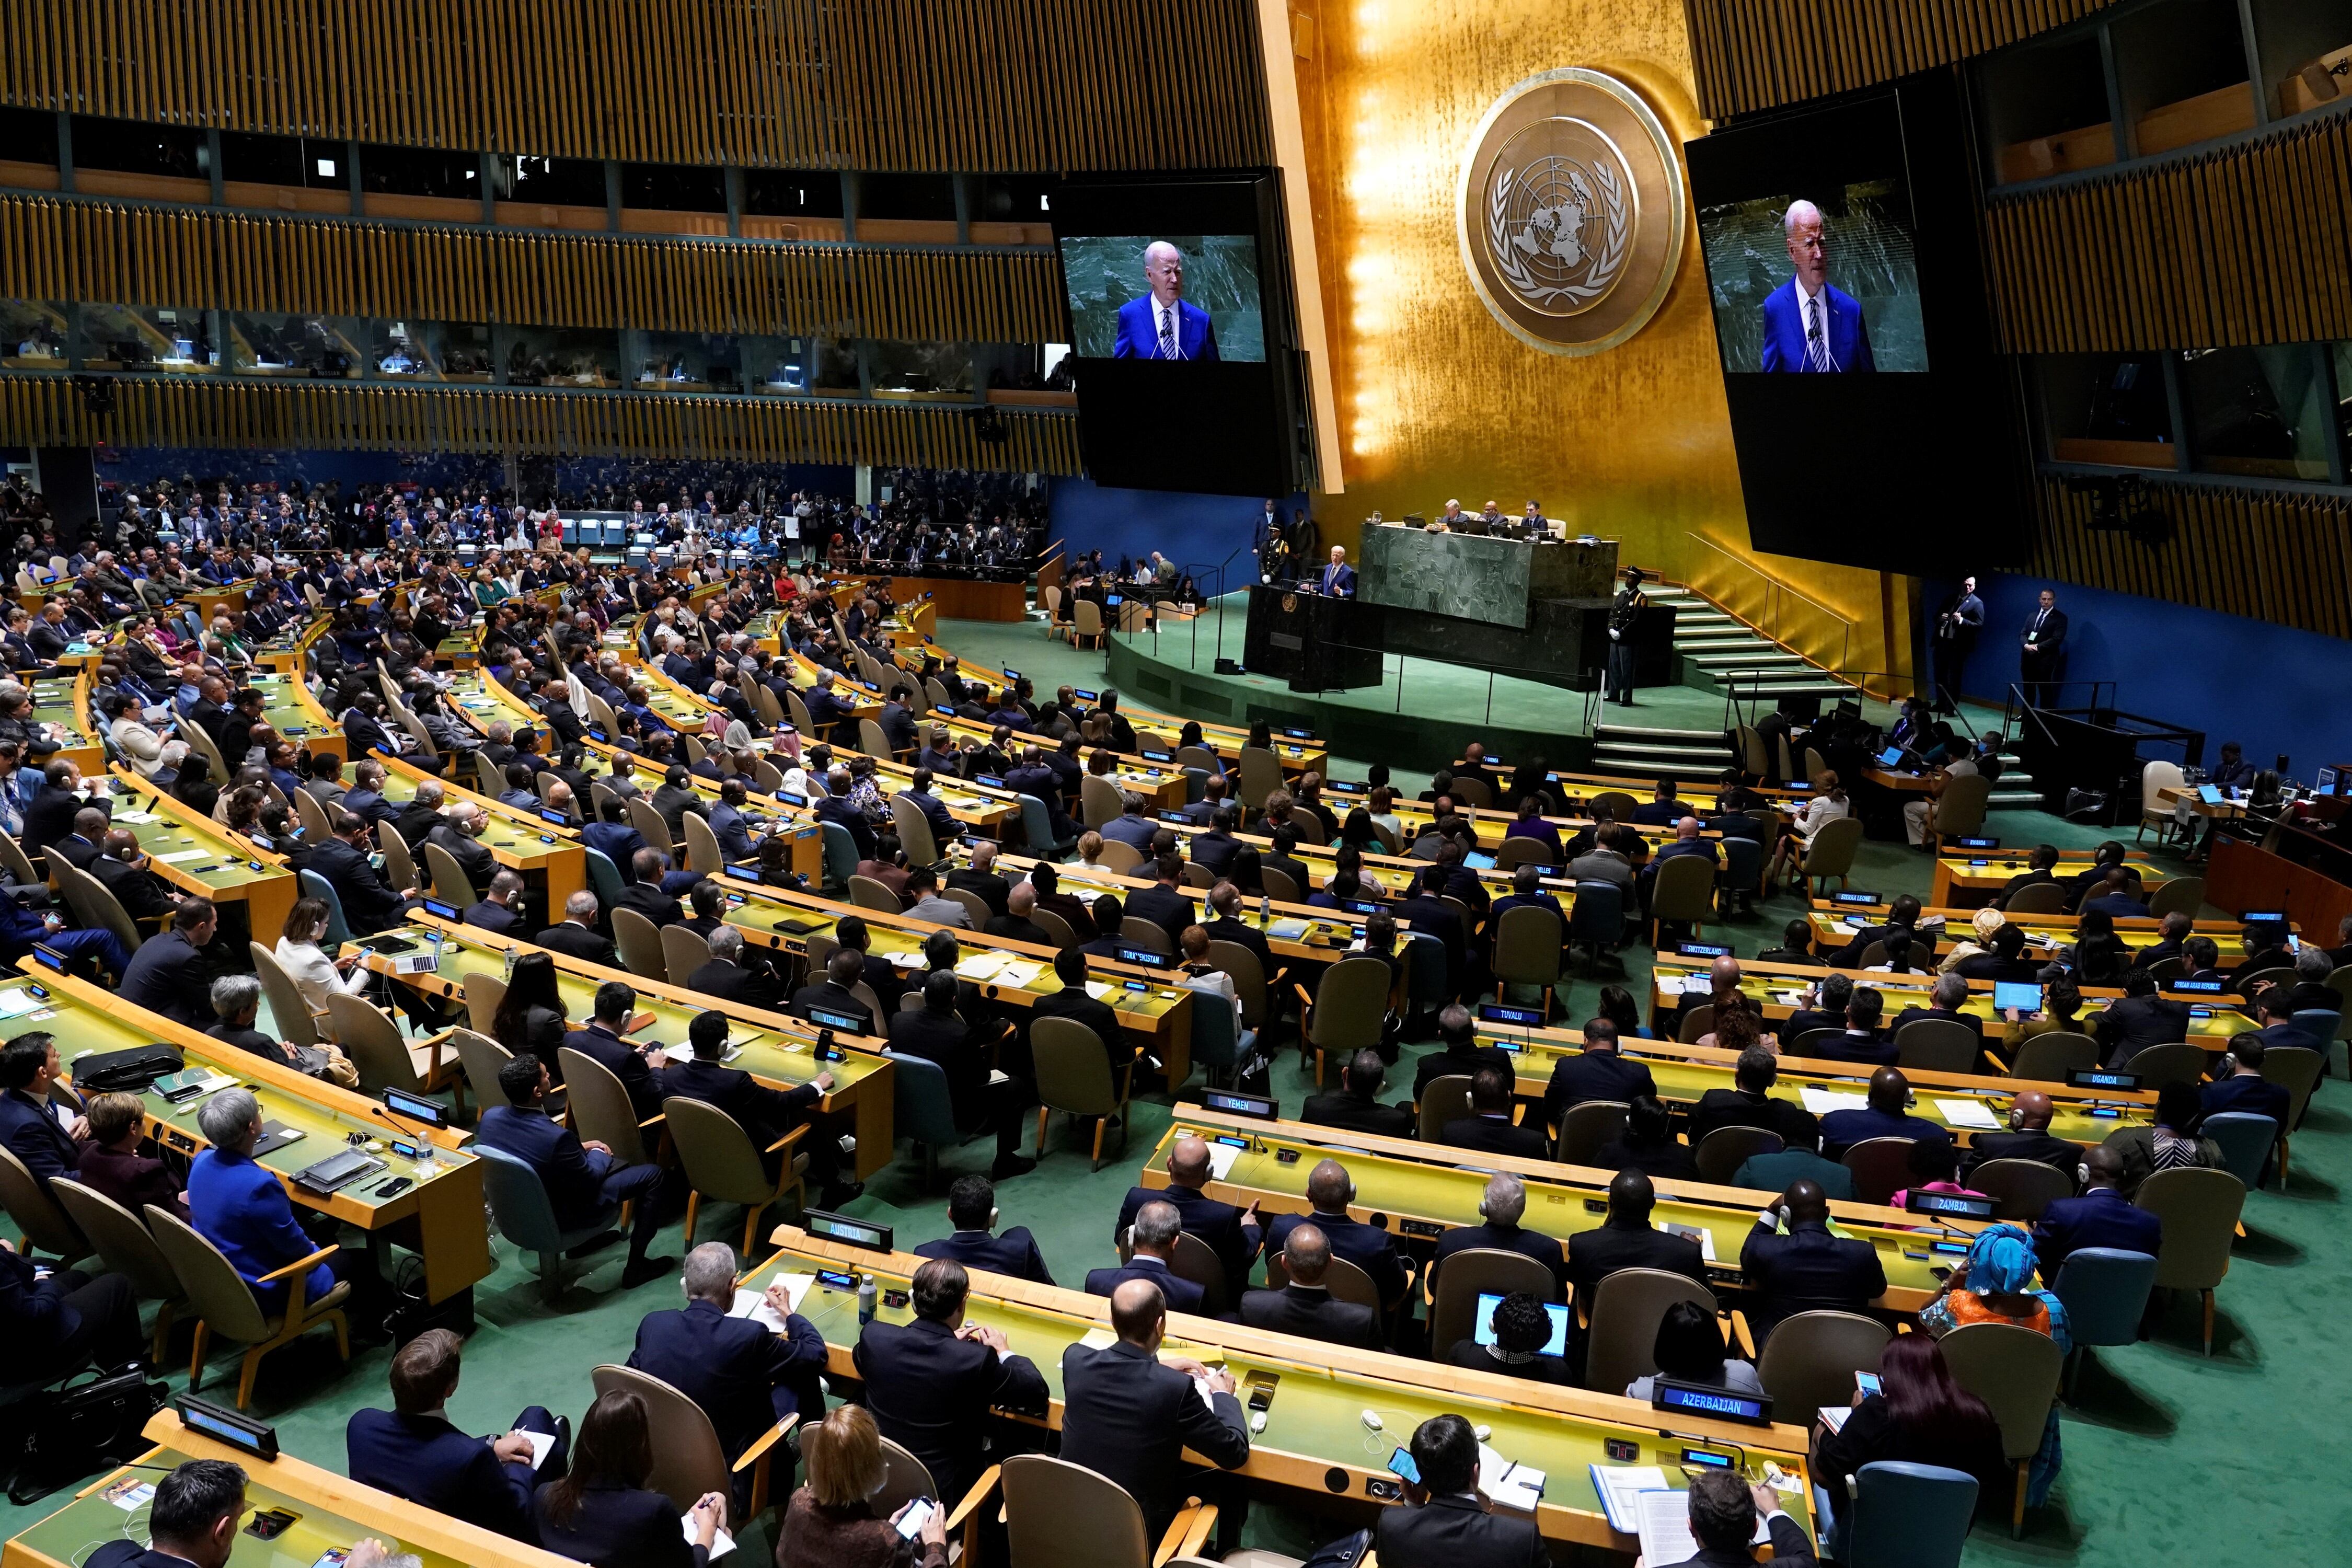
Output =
[
  {"x1": 1930, "y1": 850, "x2": 2170, "y2": 909},
  {"x1": 1149, "y1": 1105, "x2": 1972, "y2": 1314},
  {"x1": 443, "y1": 671, "x2": 824, "y2": 886},
  {"x1": 1466, "y1": 1021, "x2": 2156, "y2": 1144},
  {"x1": 184, "y1": 580, "x2": 253, "y2": 625},
  {"x1": 105, "y1": 769, "x2": 298, "y2": 945},
  {"x1": 717, "y1": 880, "x2": 1196, "y2": 1079},
  {"x1": 970, "y1": 843, "x2": 1386, "y2": 965},
  {"x1": 2157, "y1": 784, "x2": 2248, "y2": 824},
  {"x1": 371, "y1": 754, "x2": 587, "y2": 922},
  {"x1": 26, "y1": 969, "x2": 488, "y2": 1305},
  {"x1": 1456, "y1": 760, "x2": 1812, "y2": 813},
  {"x1": 747, "y1": 1226, "x2": 1817, "y2": 1552},
  {"x1": 1804, "y1": 906, "x2": 2261, "y2": 962},
  {"x1": 1646, "y1": 955, "x2": 2258, "y2": 1054},
  {"x1": 31, "y1": 671, "x2": 103, "y2": 777},
  {"x1": 354, "y1": 912, "x2": 896, "y2": 1181},
  {"x1": 247, "y1": 669, "x2": 345, "y2": 763},
  {"x1": 4, "y1": 1411, "x2": 575, "y2": 1568}
]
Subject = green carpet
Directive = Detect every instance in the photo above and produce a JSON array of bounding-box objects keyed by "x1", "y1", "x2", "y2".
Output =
[{"x1": 1, "y1": 628, "x2": 2332, "y2": 1567}]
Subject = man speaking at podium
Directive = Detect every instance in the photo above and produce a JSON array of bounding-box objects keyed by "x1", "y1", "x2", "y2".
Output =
[
  {"x1": 1313, "y1": 546, "x2": 1356, "y2": 598},
  {"x1": 1759, "y1": 199, "x2": 1874, "y2": 374},
  {"x1": 1112, "y1": 241, "x2": 1219, "y2": 361}
]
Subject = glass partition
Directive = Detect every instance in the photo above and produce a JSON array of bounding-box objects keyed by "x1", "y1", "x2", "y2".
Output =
[
  {"x1": 2179, "y1": 343, "x2": 2333, "y2": 481},
  {"x1": 505, "y1": 325, "x2": 621, "y2": 389},
  {"x1": 77, "y1": 305, "x2": 215, "y2": 373},
  {"x1": 0, "y1": 302, "x2": 72, "y2": 370},
  {"x1": 228, "y1": 312, "x2": 365, "y2": 378}
]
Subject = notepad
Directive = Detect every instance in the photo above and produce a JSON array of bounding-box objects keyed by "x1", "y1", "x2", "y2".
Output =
[
  {"x1": 682, "y1": 1516, "x2": 737, "y2": 1560},
  {"x1": 994, "y1": 959, "x2": 1044, "y2": 988},
  {"x1": 729, "y1": 1275, "x2": 816, "y2": 1333},
  {"x1": 1818, "y1": 1405, "x2": 1853, "y2": 1434},
  {"x1": 1085, "y1": 980, "x2": 1114, "y2": 1001},
  {"x1": 520, "y1": 1429, "x2": 557, "y2": 1470},
  {"x1": 1206, "y1": 1142, "x2": 1242, "y2": 1180},
  {"x1": 156, "y1": 849, "x2": 213, "y2": 863},
  {"x1": 0, "y1": 989, "x2": 44, "y2": 1020},
  {"x1": 954, "y1": 952, "x2": 1009, "y2": 982},
  {"x1": 114, "y1": 811, "x2": 160, "y2": 824},
  {"x1": 1080, "y1": 1325, "x2": 1120, "y2": 1351},
  {"x1": 1266, "y1": 919, "x2": 1309, "y2": 941},
  {"x1": 1477, "y1": 1443, "x2": 1545, "y2": 1512},
  {"x1": 1934, "y1": 1099, "x2": 2001, "y2": 1129},
  {"x1": 1800, "y1": 1088, "x2": 1869, "y2": 1115}
]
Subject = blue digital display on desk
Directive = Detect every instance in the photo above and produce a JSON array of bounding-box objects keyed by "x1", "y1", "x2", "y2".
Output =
[
  {"x1": 1956, "y1": 836, "x2": 1998, "y2": 849},
  {"x1": 1480, "y1": 1003, "x2": 1546, "y2": 1029},
  {"x1": 2069, "y1": 1069, "x2": 2140, "y2": 1090},
  {"x1": 1205, "y1": 1089, "x2": 1276, "y2": 1120},
  {"x1": 422, "y1": 898, "x2": 460, "y2": 920},
  {"x1": 1833, "y1": 890, "x2": 1880, "y2": 905},
  {"x1": 1676, "y1": 941, "x2": 1732, "y2": 958},
  {"x1": 808, "y1": 1008, "x2": 866, "y2": 1034},
  {"x1": 1906, "y1": 1189, "x2": 1997, "y2": 1219},
  {"x1": 1116, "y1": 946, "x2": 1174, "y2": 969},
  {"x1": 1653, "y1": 1378, "x2": 1773, "y2": 1425}
]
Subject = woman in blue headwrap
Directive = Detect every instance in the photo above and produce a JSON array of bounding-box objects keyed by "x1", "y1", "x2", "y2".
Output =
[{"x1": 1920, "y1": 1222, "x2": 2070, "y2": 1506}]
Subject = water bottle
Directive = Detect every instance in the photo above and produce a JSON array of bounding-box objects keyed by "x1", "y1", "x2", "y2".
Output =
[
  {"x1": 856, "y1": 1274, "x2": 878, "y2": 1326},
  {"x1": 1258, "y1": 892, "x2": 1271, "y2": 924}
]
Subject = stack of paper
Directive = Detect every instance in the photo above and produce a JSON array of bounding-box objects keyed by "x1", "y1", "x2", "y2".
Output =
[
  {"x1": 1933, "y1": 1099, "x2": 2000, "y2": 1129},
  {"x1": 728, "y1": 1275, "x2": 816, "y2": 1332},
  {"x1": 1658, "y1": 1221, "x2": 1717, "y2": 1262},
  {"x1": 954, "y1": 952, "x2": 1009, "y2": 982},
  {"x1": 1818, "y1": 1405, "x2": 1852, "y2": 1434},
  {"x1": 1085, "y1": 980, "x2": 1115, "y2": 1001},
  {"x1": 156, "y1": 849, "x2": 213, "y2": 864},
  {"x1": 1634, "y1": 1489, "x2": 1770, "y2": 1564},
  {"x1": 1205, "y1": 1142, "x2": 1242, "y2": 1180},
  {"x1": 995, "y1": 959, "x2": 1045, "y2": 988},
  {"x1": 1589, "y1": 1464, "x2": 1668, "y2": 1531},
  {"x1": 0, "y1": 990, "x2": 45, "y2": 1020},
  {"x1": 1799, "y1": 1088, "x2": 1869, "y2": 1116}
]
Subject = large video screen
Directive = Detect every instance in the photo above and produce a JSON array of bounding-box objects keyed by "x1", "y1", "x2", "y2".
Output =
[
  {"x1": 1058, "y1": 233, "x2": 1265, "y2": 363},
  {"x1": 1685, "y1": 76, "x2": 2027, "y2": 577},
  {"x1": 1697, "y1": 103, "x2": 1928, "y2": 375},
  {"x1": 1054, "y1": 178, "x2": 1295, "y2": 496}
]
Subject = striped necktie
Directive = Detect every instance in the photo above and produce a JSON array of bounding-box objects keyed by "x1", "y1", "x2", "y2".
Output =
[
  {"x1": 1158, "y1": 303, "x2": 1177, "y2": 360},
  {"x1": 1806, "y1": 296, "x2": 1828, "y2": 372}
]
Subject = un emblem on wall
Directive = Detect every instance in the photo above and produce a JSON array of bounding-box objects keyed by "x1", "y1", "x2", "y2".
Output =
[{"x1": 1458, "y1": 68, "x2": 1686, "y2": 356}]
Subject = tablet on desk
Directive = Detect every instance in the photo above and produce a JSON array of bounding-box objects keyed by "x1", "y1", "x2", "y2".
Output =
[
  {"x1": 1993, "y1": 980, "x2": 2042, "y2": 1014},
  {"x1": 1877, "y1": 746, "x2": 1906, "y2": 768},
  {"x1": 2197, "y1": 785, "x2": 2223, "y2": 804}
]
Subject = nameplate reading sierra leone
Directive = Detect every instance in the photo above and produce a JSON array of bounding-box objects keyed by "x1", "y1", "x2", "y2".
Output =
[{"x1": 1456, "y1": 67, "x2": 1686, "y2": 356}]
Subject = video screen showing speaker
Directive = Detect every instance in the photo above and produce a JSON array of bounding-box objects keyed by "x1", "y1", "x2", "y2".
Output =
[
  {"x1": 1054, "y1": 177, "x2": 1295, "y2": 497},
  {"x1": 1686, "y1": 74, "x2": 2027, "y2": 577},
  {"x1": 1696, "y1": 100, "x2": 1927, "y2": 375}
]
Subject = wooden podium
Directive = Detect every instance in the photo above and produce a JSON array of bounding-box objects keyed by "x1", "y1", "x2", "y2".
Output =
[{"x1": 1243, "y1": 584, "x2": 1386, "y2": 692}]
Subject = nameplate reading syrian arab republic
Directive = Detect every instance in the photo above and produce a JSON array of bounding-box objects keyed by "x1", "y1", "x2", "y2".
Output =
[{"x1": 1456, "y1": 67, "x2": 1686, "y2": 357}]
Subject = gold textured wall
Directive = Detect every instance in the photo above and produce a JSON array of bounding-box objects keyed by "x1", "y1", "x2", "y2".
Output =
[{"x1": 1288, "y1": 0, "x2": 1911, "y2": 684}]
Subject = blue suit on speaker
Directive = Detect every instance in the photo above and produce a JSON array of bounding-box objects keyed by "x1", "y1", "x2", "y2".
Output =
[
  {"x1": 1758, "y1": 278, "x2": 1875, "y2": 373},
  {"x1": 1111, "y1": 295, "x2": 1219, "y2": 361}
]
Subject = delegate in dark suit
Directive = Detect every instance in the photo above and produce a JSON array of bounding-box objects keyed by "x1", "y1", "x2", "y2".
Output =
[
  {"x1": 1740, "y1": 1217, "x2": 1887, "y2": 1341},
  {"x1": 1440, "y1": 1114, "x2": 1551, "y2": 1160},
  {"x1": 1058, "y1": 1339, "x2": 1250, "y2": 1534},
  {"x1": 1962, "y1": 1128, "x2": 2081, "y2": 1179},
  {"x1": 1115, "y1": 1181, "x2": 1261, "y2": 1289},
  {"x1": 345, "y1": 1408, "x2": 555, "y2": 1542},
  {"x1": 532, "y1": 1481, "x2": 707, "y2": 1568},
  {"x1": 2032, "y1": 1188, "x2": 2161, "y2": 1281},
  {"x1": 1300, "y1": 1088, "x2": 1415, "y2": 1140},
  {"x1": 626, "y1": 1295, "x2": 827, "y2": 1459},
  {"x1": 855, "y1": 1313, "x2": 1050, "y2": 1505},
  {"x1": 653, "y1": 1055, "x2": 831, "y2": 1183},
  {"x1": 1375, "y1": 1492, "x2": 1548, "y2": 1568},
  {"x1": 310, "y1": 835, "x2": 409, "y2": 934},
  {"x1": 1543, "y1": 1048, "x2": 1656, "y2": 1126},
  {"x1": 913, "y1": 1227, "x2": 1055, "y2": 1286},
  {"x1": 536, "y1": 922, "x2": 619, "y2": 965},
  {"x1": 1085, "y1": 1257, "x2": 1205, "y2": 1316},
  {"x1": 1654, "y1": 1509, "x2": 1817, "y2": 1568},
  {"x1": 1265, "y1": 1209, "x2": 1407, "y2": 1308},
  {"x1": 1236, "y1": 1283, "x2": 1380, "y2": 1350},
  {"x1": 1687, "y1": 1087, "x2": 1819, "y2": 1151},
  {"x1": 0, "y1": 1085, "x2": 85, "y2": 1186},
  {"x1": 1428, "y1": 1219, "x2": 1566, "y2": 1298},
  {"x1": 117, "y1": 930, "x2": 213, "y2": 1031},
  {"x1": 1565, "y1": 1217, "x2": 1706, "y2": 1311}
]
